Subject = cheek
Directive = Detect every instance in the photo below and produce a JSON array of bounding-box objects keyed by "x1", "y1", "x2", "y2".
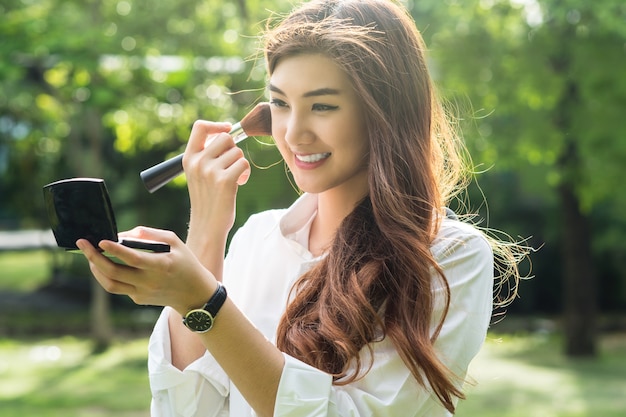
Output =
[
  {"x1": 353, "y1": 122, "x2": 370, "y2": 160},
  {"x1": 270, "y1": 113, "x2": 286, "y2": 145},
  {"x1": 270, "y1": 116, "x2": 291, "y2": 156},
  {"x1": 338, "y1": 125, "x2": 369, "y2": 158},
  {"x1": 271, "y1": 134, "x2": 290, "y2": 160}
]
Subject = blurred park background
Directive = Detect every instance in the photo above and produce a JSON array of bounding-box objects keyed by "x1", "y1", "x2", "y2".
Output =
[{"x1": 1, "y1": 0, "x2": 625, "y2": 415}]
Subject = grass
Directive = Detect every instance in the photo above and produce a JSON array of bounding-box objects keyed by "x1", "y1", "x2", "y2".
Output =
[
  {"x1": 456, "y1": 332, "x2": 626, "y2": 417},
  {"x1": 2, "y1": 252, "x2": 625, "y2": 416},
  {"x1": 0, "y1": 332, "x2": 625, "y2": 416},
  {"x1": 0, "y1": 337, "x2": 151, "y2": 417},
  {"x1": 0, "y1": 250, "x2": 52, "y2": 291},
  {"x1": 0, "y1": 249, "x2": 160, "y2": 337}
]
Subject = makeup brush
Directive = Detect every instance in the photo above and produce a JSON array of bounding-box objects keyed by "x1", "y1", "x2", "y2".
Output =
[{"x1": 140, "y1": 102, "x2": 272, "y2": 193}]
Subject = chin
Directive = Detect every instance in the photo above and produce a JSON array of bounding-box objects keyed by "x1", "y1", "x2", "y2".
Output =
[{"x1": 292, "y1": 181, "x2": 327, "y2": 195}]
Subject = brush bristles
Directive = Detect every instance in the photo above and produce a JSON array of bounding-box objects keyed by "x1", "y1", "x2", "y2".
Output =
[
  {"x1": 240, "y1": 102, "x2": 272, "y2": 137},
  {"x1": 139, "y1": 102, "x2": 272, "y2": 192}
]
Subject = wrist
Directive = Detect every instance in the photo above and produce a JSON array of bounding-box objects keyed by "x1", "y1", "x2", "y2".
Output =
[
  {"x1": 172, "y1": 276, "x2": 219, "y2": 316},
  {"x1": 181, "y1": 282, "x2": 228, "y2": 333},
  {"x1": 186, "y1": 223, "x2": 228, "y2": 251},
  {"x1": 187, "y1": 208, "x2": 234, "y2": 238}
]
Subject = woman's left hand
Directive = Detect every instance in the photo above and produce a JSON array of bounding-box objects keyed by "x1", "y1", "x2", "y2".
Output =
[{"x1": 76, "y1": 226, "x2": 217, "y2": 315}]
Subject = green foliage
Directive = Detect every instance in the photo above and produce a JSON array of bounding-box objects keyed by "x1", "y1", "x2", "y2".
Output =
[
  {"x1": 1, "y1": 0, "x2": 625, "y2": 312},
  {"x1": 410, "y1": 0, "x2": 626, "y2": 313},
  {"x1": 414, "y1": 0, "x2": 626, "y2": 210},
  {"x1": 0, "y1": 0, "x2": 292, "y2": 236}
]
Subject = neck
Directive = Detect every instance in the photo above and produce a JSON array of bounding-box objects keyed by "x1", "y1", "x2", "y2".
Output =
[{"x1": 309, "y1": 188, "x2": 367, "y2": 257}]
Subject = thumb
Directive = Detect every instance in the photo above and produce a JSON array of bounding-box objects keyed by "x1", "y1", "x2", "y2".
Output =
[{"x1": 118, "y1": 226, "x2": 180, "y2": 244}]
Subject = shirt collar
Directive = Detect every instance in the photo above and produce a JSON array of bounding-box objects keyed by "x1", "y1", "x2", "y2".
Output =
[{"x1": 279, "y1": 193, "x2": 318, "y2": 237}]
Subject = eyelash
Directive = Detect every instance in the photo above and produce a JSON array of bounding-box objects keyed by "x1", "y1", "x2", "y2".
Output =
[
  {"x1": 269, "y1": 99, "x2": 338, "y2": 112},
  {"x1": 312, "y1": 103, "x2": 338, "y2": 111},
  {"x1": 270, "y1": 98, "x2": 288, "y2": 108}
]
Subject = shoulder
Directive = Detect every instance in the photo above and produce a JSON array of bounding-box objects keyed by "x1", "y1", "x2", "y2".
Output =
[
  {"x1": 432, "y1": 217, "x2": 491, "y2": 255},
  {"x1": 431, "y1": 217, "x2": 493, "y2": 276}
]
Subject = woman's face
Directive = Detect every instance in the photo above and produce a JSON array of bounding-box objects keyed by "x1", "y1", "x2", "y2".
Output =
[{"x1": 269, "y1": 53, "x2": 369, "y2": 201}]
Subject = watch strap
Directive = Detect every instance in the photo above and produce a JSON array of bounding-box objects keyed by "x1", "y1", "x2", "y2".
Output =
[
  {"x1": 182, "y1": 282, "x2": 227, "y2": 333},
  {"x1": 203, "y1": 282, "x2": 227, "y2": 318}
]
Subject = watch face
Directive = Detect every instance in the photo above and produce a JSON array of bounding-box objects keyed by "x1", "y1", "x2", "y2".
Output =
[{"x1": 184, "y1": 310, "x2": 214, "y2": 333}]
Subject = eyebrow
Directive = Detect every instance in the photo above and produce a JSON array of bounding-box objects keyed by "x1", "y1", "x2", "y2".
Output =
[{"x1": 268, "y1": 83, "x2": 341, "y2": 98}]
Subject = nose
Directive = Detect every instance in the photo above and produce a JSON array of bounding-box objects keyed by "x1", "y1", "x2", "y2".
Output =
[{"x1": 283, "y1": 110, "x2": 315, "y2": 146}]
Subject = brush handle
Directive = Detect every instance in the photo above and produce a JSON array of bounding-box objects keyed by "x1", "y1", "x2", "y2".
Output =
[
  {"x1": 140, "y1": 122, "x2": 245, "y2": 193},
  {"x1": 140, "y1": 153, "x2": 184, "y2": 193}
]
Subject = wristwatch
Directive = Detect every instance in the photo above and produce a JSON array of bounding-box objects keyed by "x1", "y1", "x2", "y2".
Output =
[{"x1": 182, "y1": 282, "x2": 227, "y2": 333}]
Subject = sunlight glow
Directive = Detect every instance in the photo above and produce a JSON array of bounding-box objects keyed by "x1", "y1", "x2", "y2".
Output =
[
  {"x1": 510, "y1": 0, "x2": 544, "y2": 26},
  {"x1": 29, "y1": 345, "x2": 62, "y2": 362},
  {"x1": 116, "y1": 1, "x2": 131, "y2": 16}
]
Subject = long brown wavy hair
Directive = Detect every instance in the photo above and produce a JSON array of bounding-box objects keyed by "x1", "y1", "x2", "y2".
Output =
[{"x1": 265, "y1": 0, "x2": 524, "y2": 413}]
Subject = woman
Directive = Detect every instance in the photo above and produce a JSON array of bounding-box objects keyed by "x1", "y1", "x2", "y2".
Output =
[{"x1": 78, "y1": 1, "x2": 526, "y2": 416}]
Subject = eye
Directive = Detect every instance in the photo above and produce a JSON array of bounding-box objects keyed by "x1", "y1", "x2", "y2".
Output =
[
  {"x1": 312, "y1": 103, "x2": 339, "y2": 112},
  {"x1": 270, "y1": 98, "x2": 288, "y2": 108}
]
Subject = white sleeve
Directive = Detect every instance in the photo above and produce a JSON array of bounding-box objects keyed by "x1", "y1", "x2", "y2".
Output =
[
  {"x1": 430, "y1": 230, "x2": 494, "y2": 375},
  {"x1": 272, "y1": 228, "x2": 494, "y2": 417},
  {"x1": 148, "y1": 307, "x2": 230, "y2": 417},
  {"x1": 274, "y1": 346, "x2": 443, "y2": 417}
]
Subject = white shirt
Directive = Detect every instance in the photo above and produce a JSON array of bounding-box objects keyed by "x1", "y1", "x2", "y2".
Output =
[{"x1": 148, "y1": 193, "x2": 494, "y2": 417}]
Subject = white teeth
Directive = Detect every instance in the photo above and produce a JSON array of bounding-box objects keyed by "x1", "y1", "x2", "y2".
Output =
[{"x1": 296, "y1": 153, "x2": 331, "y2": 163}]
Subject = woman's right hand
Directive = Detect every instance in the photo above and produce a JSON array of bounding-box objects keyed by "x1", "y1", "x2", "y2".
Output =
[{"x1": 182, "y1": 120, "x2": 251, "y2": 268}]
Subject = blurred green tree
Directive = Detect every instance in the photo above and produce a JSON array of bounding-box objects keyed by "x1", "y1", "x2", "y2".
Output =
[
  {"x1": 2, "y1": 0, "x2": 625, "y2": 356},
  {"x1": 0, "y1": 0, "x2": 295, "y2": 349},
  {"x1": 411, "y1": 0, "x2": 626, "y2": 356}
]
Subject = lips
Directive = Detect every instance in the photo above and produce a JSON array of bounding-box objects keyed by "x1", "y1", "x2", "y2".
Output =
[{"x1": 295, "y1": 153, "x2": 331, "y2": 163}]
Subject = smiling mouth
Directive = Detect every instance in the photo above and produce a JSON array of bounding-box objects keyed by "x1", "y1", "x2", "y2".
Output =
[{"x1": 295, "y1": 153, "x2": 331, "y2": 163}]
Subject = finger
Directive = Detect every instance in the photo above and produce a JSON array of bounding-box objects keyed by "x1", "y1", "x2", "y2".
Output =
[
  {"x1": 98, "y1": 239, "x2": 174, "y2": 273},
  {"x1": 211, "y1": 144, "x2": 246, "y2": 170},
  {"x1": 118, "y1": 226, "x2": 179, "y2": 243},
  {"x1": 200, "y1": 132, "x2": 238, "y2": 160},
  {"x1": 186, "y1": 146, "x2": 248, "y2": 195},
  {"x1": 77, "y1": 239, "x2": 128, "y2": 275},
  {"x1": 98, "y1": 239, "x2": 148, "y2": 268},
  {"x1": 184, "y1": 132, "x2": 235, "y2": 176},
  {"x1": 196, "y1": 154, "x2": 250, "y2": 192},
  {"x1": 237, "y1": 165, "x2": 252, "y2": 186},
  {"x1": 76, "y1": 238, "x2": 108, "y2": 263},
  {"x1": 87, "y1": 261, "x2": 136, "y2": 296},
  {"x1": 76, "y1": 239, "x2": 136, "y2": 295},
  {"x1": 187, "y1": 121, "x2": 231, "y2": 153}
]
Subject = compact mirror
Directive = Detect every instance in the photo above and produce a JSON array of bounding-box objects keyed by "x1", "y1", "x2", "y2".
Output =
[{"x1": 43, "y1": 178, "x2": 169, "y2": 253}]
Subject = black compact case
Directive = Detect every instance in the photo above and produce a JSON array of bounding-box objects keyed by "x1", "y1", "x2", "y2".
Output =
[{"x1": 43, "y1": 178, "x2": 169, "y2": 253}]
